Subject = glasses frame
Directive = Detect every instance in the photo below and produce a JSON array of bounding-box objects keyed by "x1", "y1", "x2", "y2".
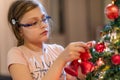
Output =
[{"x1": 18, "y1": 16, "x2": 51, "y2": 27}]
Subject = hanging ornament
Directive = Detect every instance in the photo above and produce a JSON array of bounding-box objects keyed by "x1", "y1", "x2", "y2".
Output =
[
  {"x1": 111, "y1": 54, "x2": 120, "y2": 65},
  {"x1": 102, "y1": 65, "x2": 110, "y2": 71},
  {"x1": 104, "y1": 3, "x2": 119, "y2": 19},
  {"x1": 80, "y1": 61, "x2": 95, "y2": 75},
  {"x1": 64, "y1": 59, "x2": 80, "y2": 76},
  {"x1": 64, "y1": 50, "x2": 92, "y2": 76},
  {"x1": 95, "y1": 42, "x2": 106, "y2": 53},
  {"x1": 80, "y1": 50, "x2": 92, "y2": 61}
]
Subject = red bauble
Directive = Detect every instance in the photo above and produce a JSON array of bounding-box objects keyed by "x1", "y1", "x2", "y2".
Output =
[
  {"x1": 80, "y1": 51, "x2": 92, "y2": 61},
  {"x1": 64, "y1": 60, "x2": 79, "y2": 76},
  {"x1": 104, "y1": 3, "x2": 119, "y2": 19},
  {"x1": 95, "y1": 42, "x2": 105, "y2": 53},
  {"x1": 111, "y1": 54, "x2": 120, "y2": 65},
  {"x1": 80, "y1": 61, "x2": 95, "y2": 75}
]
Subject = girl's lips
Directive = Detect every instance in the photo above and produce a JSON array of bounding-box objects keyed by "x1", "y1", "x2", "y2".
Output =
[{"x1": 41, "y1": 30, "x2": 48, "y2": 35}]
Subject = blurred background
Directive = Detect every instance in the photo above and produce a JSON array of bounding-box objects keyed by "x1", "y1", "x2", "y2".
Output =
[{"x1": 0, "y1": 0, "x2": 111, "y2": 80}]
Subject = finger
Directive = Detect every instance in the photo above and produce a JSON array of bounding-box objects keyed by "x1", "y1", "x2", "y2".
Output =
[
  {"x1": 70, "y1": 53, "x2": 80, "y2": 61},
  {"x1": 74, "y1": 42, "x2": 88, "y2": 49},
  {"x1": 69, "y1": 51, "x2": 80, "y2": 58},
  {"x1": 86, "y1": 41, "x2": 96, "y2": 48},
  {"x1": 69, "y1": 51, "x2": 80, "y2": 56},
  {"x1": 71, "y1": 46, "x2": 86, "y2": 53}
]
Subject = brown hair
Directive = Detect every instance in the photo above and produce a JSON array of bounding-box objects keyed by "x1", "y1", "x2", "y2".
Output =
[{"x1": 8, "y1": 0, "x2": 46, "y2": 46}]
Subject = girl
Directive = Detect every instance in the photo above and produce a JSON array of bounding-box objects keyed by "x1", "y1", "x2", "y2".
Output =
[{"x1": 7, "y1": 0, "x2": 87, "y2": 80}]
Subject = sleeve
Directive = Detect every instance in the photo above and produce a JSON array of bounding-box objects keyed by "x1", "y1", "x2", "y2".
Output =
[
  {"x1": 7, "y1": 47, "x2": 27, "y2": 68},
  {"x1": 55, "y1": 44, "x2": 64, "y2": 52},
  {"x1": 53, "y1": 44, "x2": 65, "y2": 55}
]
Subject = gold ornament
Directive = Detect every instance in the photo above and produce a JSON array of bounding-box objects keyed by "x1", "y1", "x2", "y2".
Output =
[{"x1": 102, "y1": 65, "x2": 110, "y2": 71}]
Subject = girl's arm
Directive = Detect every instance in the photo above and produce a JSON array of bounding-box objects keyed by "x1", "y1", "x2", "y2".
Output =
[
  {"x1": 9, "y1": 64, "x2": 33, "y2": 80},
  {"x1": 9, "y1": 57, "x2": 66, "y2": 80},
  {"x1": 42, "y1": 55, "x2": 66, "y2": 80},
  {"x1": 42, "y1": 42, "x2": 88, "y2": 80},
  {"x1": 9, "y1": 55, "x2": 65, "y2": 80}
]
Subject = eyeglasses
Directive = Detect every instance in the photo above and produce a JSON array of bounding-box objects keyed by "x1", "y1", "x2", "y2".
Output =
[{"x1": 19, "y1": 16, "x2": 51, "y2": 27}]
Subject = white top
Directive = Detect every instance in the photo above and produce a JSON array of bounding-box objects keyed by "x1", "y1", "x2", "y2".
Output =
[{"x1": 7, "y1": 44, "x2": 66, "y2": 80}]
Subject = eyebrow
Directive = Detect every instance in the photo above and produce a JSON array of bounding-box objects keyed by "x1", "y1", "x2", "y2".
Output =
[{"x1": 21, "y1": 14, "x2": 45, "y2": 22}]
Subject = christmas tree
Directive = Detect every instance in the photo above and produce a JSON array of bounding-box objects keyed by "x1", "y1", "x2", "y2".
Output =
[
  {"x1": 85, "y1": 0, "x2": 120, "y2": 79},
  {"x1": 64, "y1": 0, "x2": 120, "y2": 80}
]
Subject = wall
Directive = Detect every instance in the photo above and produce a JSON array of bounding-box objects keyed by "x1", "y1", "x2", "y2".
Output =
[
  {"x1": 64, "y1": 0, "x2": 88, "y2": 43},
  {"x1": 104, "y1": 0, "x2": 111, "y2": 23},
  {"x1": 88, "y1": 0, "x2": 104, "y2": 40},
  {"x1": 0, "y1": 0, "x2": 16, "y2": 75},
  {"x1": 64, "y1": 0, "x2": 104, "y2": 43}
]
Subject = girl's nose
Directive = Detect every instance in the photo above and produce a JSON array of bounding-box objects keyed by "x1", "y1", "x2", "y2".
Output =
[{"x1": 40, "y1": 22, "x2": 48, "y2": 28}]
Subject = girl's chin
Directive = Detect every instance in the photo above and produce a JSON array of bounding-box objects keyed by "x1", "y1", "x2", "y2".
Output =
[{"x1": 41, "y1": 36, "x2": 49, "y2": 42}]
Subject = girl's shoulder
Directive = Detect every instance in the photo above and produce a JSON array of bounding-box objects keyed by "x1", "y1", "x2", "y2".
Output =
[
  {"x1": 8, "y1": 46, "x2": 21, "y2": 54},
  {"x1": 7, "y1": 46, "x2": 28, "y2": 59},
  {"x1": 7, "y1": 46, "x2": 28, "y2": 67}
]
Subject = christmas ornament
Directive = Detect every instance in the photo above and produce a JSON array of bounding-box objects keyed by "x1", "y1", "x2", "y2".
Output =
[
  {"x1": 80, "y1": 61, "x2": 95, "y2": 75},
  {"x1": 64, "y1": 59, "x2": 80, "y2": 76},
  {"x1": 64, "y1": 50, "x2": 91, "y2": 76},
  {"x1": 111, "y1": 54, "x2": 120, "y2": 65},
  {"x1": 80, "y1": 50, "x2": 92, "y2": 61},
  {"x1": 95, "y1": 42, "x2": 106, "y2": 53},
  {"x1": 104, "y1": 3, "x2": 119, "y2": 19}
]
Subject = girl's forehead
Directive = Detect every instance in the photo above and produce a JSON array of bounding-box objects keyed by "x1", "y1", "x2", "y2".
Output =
[{"x1": 21, "y1": 7, "x2": 44, "y2": 21}]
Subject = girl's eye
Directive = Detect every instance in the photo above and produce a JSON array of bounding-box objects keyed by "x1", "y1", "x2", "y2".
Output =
[
  {"x1": 26, "y1": 21, "x2": 37, "y2": 27},
  {"x1": 32, "y1": 21, "x2": 37, "y2": 25},
  {"x1": 19, "y1": 21, "x2": 37, "y2": 27}
]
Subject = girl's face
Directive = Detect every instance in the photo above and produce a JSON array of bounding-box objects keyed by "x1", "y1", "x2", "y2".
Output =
[{"x1": 19, "y1": 7, "x2": 49, "y2": 45}]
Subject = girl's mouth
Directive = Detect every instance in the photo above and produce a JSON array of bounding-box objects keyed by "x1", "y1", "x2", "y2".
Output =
[{"x1": 41, "y1": 30, "x2": 48, "y2": 35}]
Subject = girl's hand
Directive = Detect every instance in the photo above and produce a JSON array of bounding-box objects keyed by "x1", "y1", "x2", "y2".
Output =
[
  {"x1": 59, "y1": 42, "x2": 88, "y2": 63},
  {"x1": 86, "y1": 40, "x2": 96, "y2": 48}
]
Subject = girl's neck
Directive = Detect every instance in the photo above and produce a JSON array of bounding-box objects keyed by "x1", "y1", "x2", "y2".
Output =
[{"x1": 24, "y1": 42, "x2": 44, "y2": 52}]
